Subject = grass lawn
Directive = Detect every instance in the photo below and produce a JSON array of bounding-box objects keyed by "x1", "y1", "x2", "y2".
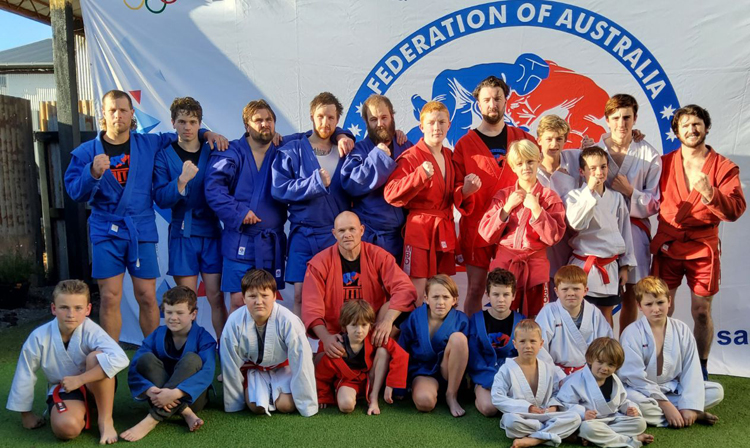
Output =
[{"x1": 1, "y1": 317, "x2": 748, "y2": 447}]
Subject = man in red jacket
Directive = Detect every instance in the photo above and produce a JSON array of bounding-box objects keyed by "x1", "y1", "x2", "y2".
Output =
[
  {"x1": 302, "y1": 211, "x2": 417, "y2": 360},
  {"x1": 652, "y1": 104, "x2": 746, "y2": 379},
  {"x1": 453, "y1": 76, "x2": 535, "y2": 316}
]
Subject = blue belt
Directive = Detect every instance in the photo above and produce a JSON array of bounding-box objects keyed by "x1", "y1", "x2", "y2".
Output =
[
  {"x1": 91, "y1": 209, "x2": 153, "y2": 266},
  {"x1": 246, "y1": 228, "x2": 284, "y2": 282}
]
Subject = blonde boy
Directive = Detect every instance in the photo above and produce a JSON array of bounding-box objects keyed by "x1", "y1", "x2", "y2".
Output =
[
  {"x1": 479, "y1": 139, "x2": 566, "y2": 317},
  {"x1": 536, "y1": 265, "x2": 613, "y2": 375},
  {"x1": 491, "y1": 319, "x2": 580, "y2": 447},
  {"x1": 6, "y1": 280, "x2": 129, "y2": 444},
  {"x1": 618, "y1": 276, "x2": 723, "y2": 428}
]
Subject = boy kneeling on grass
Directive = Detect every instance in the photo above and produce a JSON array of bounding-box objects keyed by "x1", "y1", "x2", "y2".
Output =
[
  {"x1": 121, "y1": 285, "x2": 216, "y2": 441},
  {"x1": 315, "y1": 299, "x2": 408, "y2": 415},
  {"x1": 6, "y1": 280, "x2": 129, "y2": 444},
  {"x1": 220, "y1": 269, "x2": 317, "y2": 416}
]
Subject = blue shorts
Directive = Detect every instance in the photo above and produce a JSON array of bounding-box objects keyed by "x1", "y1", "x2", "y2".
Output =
[
  {"x1": 167, "y1": 236, "x2": 222, "y2": 277},
  {"x1": 362, "y1": 226, "x2": 403, "y2": 264},
  {"x1": 285, "y1": 230, "x2": 336, "y2": 283},
  {"x1": 91, "y1": 239, "x2": 160, "y2": 279},
  {"x1": 221, "y1": 258, "x2": 285, "y2": 293}
]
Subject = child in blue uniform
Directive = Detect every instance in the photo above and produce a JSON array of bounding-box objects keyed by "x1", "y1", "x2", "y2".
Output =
[
  {"x1": 122, "y1": 286, "x2": 216, "y2": 442},
  {"x1": 468, "y1": 268, "x2": 525, "y2": 416},
  {"x1": 398, "y1": 274, "x2": 469, "y2": 417}
]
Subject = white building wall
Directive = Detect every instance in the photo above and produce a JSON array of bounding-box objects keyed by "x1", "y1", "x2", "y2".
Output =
[{"x1": 0, "y1": 73, "x2": 56, "y2": 130}]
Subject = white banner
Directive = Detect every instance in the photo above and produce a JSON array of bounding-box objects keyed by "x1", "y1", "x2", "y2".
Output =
[{"x1": 80, "y1": 0, "x2": 750, "y2": 376}]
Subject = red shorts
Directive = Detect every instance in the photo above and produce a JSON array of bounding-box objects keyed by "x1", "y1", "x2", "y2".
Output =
[
  {"x1": 652, "y1": 252, "x2": 719, "y2": 297},
  {"x1": 514, "y1": 282, "x2": 549, "y2": 318},
  {"x1": 402, "y1": 245, "x2": 456, "y2": 278},
  {"x1": 337, "y1": 378, "x2": 367, "y2": 398},
  {"x1": 457, "y1": 241, "x2": 495, "y2": 270}
]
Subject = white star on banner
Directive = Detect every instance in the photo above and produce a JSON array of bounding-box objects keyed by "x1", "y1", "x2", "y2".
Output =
[
  {"x1": 348, "y1": 124, "x2": 362, "y2": 137},
  {"x1": 355, "y1": 103, "x2": 363, "y2": 115},
  {"x1": 665, "y1": 130, "x2": 677, "y2": 142},
  {"x1": 660, "y1": 105, "x2": 675, "y2": 120}
]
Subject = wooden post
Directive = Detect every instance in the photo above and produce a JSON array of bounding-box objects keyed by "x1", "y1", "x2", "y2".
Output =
[
  {"x1": 50, "y1": 0, "x2": 89, "y2": 281},
  {"x1": 0, "y1": 95, "x2": 44, "y2": 283}
]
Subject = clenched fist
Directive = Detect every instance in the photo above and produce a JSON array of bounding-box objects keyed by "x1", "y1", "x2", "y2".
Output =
[
  {"x1": 376, "y1": 143, "x2": 391, "y2": 157},
  {"x1": 421, "y1": 161, "x2": 434, "y2": 178},
  {"x1": 462, "y1": 173, "x2": 482, "y2": 196},
  {"x1": 320, "y1": 168, "x2": 332, "y2": 187},
  {"x1": 179, "y1": 161, "x2": 199, "y2": 184},
  {"x1": 503, "y1": 189, "x2": 526, "y2": 214},
  {"x1": 690, "y1": 172, "x2": 713, "y2": 201},
  {"x1": 91, "y1": 154, "x2": 110, "y2": 179}
]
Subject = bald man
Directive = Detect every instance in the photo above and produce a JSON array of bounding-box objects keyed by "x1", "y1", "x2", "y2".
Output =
[{"x1": 302, "y1": 211, "x2": 417, "y2": 359}]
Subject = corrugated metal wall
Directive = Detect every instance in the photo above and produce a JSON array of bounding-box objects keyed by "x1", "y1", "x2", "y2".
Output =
[{"x1": 0, "y1": 35, "x2": 95, "y2": 131}]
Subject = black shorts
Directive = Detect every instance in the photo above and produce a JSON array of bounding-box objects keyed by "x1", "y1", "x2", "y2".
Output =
[{"x1": 584, "y1": 294, "x2": 621, "y2": 307}]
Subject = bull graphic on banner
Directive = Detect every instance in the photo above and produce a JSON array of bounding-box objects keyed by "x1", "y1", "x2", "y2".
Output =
[
  {"x1": 404, "y1": 53, "x2": 609, "y2": 148},
  {"x1": 345, "y1": 1, "x2": 681, "y2": 154}
]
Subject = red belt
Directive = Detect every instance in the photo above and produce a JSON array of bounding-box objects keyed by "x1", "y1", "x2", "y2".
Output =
[
  {"x1": 556, "y1": 363, "x2": 585, "y2": 376},
  {"x1": 630, "y1": 217, "x2": 652, "y2": 242},
  {"x1": 410, "y1": 207, "x2": 454, "y2": 275},
  {"x1": 241, "y1": 360, "x2": 289, "y2": 389},
  {"x1": 52, "y1": 384, "x2": 90, "y2": 429},
  {"x1": 573, "y1": 253, "x2": 619, "y2": 284}
]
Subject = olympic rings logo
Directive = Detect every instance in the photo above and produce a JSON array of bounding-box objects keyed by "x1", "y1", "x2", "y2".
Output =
[{"x1": 123, "y1": 0, "x2": 177, "y2": 14}]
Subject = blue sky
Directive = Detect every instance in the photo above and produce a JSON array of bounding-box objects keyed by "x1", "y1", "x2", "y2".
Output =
[{"x1": 0, "y1": 10, "x2": 52, "y2": 52}]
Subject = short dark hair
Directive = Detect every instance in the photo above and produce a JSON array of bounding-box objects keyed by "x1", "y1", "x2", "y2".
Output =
[
  {"x1": 162, "y1": 285, "x2": 197, "y2": 312},
  {"x1": 671, "y1": 104, "x2": 712, "y2": 135},
  {"x1": 242, "y1": 99, "x2": 277, "y2": 127},
  {"x1": 170, "y1": 96, "x2": 203, "y2": 122},
  {"x1": 361, "y1": 94, "x2": 395, "y2": 122},
  {"x1": 241, "y1": 269, "x2": 277, "y2": 295},
  {"x1": 310, "y1": 92, "x2": 343, "y2": 119},
  {"x1": 486, "y1": 268, "x2": 516, "y2": 295},
  {"x1": 579, "y1": 146, "x2": 609, "y2": 170},
  {"x1": 100, "y1": 89, "x2": 137, "y2": 130},
  {"x1": 472, "y1": 75, "x2": 510, "y2": 99}
]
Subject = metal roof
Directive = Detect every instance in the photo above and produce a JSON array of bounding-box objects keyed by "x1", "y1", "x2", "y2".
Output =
[
  {"x1": 0, "y1": 0, "x2": 85, "y2": 34},
  {"x1": 0, "y1": 38, "x2": 53, "y2": 67}
]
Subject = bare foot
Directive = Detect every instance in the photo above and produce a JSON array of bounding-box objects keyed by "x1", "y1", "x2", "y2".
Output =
[
  {"x1": 98, "y1": 417, "x2": 119, "y2": 445},
  {"x1": 636, "y1": 433, "x2": 654, "y2": 445},
  {"x1": 582, "y1": 438, "x2": 590, "y2": 446},
  {"x1": 367, "y1": 403, "x2": 381, "y2": 416},
  {"x1": 698, "y1": 412, "x2": 719, "y2": 425},
  {"x1": 120, "y1": 415, "x2": 158, "y2": 442},
  {"x1": 446, "y1": 394, "x2": 465, "y2": 418},
  {"x1": 511, "y1": 437, "x2": 544, "y2": 448},
  {"x1": 181, "y1": 408, "x2": 204, "y2": 432}
]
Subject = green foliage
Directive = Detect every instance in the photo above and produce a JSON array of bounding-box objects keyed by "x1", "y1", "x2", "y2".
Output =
[{"x1": 0, "y1": 252, "x2": 35, "y2": 284}]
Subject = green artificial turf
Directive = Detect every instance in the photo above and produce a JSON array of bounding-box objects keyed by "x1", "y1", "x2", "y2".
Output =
[{"x1": 0, "y1": 317, "x2": 747, "y2": 447}]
